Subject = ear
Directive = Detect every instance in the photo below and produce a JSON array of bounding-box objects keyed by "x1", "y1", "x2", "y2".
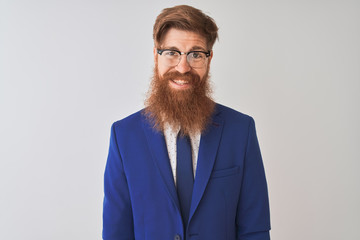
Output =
[
  {"x1": 208, "y1": 50, "x2": 214, "y2": 65},
  {"x1": 153, "y1": 47, "x2": 158, "y2": 64}
]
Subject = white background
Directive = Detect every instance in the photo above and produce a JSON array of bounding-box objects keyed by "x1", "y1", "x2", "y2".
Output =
[{"x1": 1, "y1": 0, "x2": 359, "y2": 239}]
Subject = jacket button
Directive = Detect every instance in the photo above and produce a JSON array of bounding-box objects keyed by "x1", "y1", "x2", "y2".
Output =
[{"x1": 174, "y1": 234, "x2": 181, "y2": 240}]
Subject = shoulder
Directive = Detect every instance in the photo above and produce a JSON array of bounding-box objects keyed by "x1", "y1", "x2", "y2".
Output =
[
  {"x1": 213, "y1": 103, "x2": 258, "y2": 141},
  {"x1": 215, "y1": 103, "x2": 254, "y2": 125},
  {"x1": 111, "y1": 109, "x2": 146, "y2": 133}
]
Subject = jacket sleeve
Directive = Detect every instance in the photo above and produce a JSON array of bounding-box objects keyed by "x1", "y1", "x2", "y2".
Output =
[
  {"x1": 103, "y1": 123, "x2": 134, "y2": 240},
  {"x1": 236, "y1": 117, "x2": 271, "y2": 240}
]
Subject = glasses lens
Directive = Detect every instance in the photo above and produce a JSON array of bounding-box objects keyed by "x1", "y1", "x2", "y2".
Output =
[
  {"x1": 162, "y1": 50, "x2": 180, "y2": 67},
  {"x1": 187, "y1": 52, "x2": 207, "y2": 68}
]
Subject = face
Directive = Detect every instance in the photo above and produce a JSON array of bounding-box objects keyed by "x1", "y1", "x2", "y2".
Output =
[
  {"x1": 146, "y1": 28, "x2": 216, "y2": 135},
  {"x1": 154, "y1": 28, "x2": 213, "y2": 91}
]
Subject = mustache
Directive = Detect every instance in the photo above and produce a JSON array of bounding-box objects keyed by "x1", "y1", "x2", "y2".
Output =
[{"x1": 161, "y1": 71, "x2": 201, "y2": 84}]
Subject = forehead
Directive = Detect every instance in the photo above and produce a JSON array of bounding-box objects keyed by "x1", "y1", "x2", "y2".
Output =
[{"x1": 160, "y1": 28, "x2": 208, "y2": 51}]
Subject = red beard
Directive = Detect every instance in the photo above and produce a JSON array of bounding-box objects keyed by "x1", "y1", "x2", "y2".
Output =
[{"x1": 144, "y1": 65, "x2": 215, "y2": 135}]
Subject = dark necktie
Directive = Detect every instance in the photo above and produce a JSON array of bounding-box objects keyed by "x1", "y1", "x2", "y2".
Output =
[{"x1": 176, "y1": 132, "x2": 194, "y2": 227}]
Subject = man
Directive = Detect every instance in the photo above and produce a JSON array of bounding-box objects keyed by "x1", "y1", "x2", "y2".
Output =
[{"x1": 103, "y1": 5, "x2": 271, "y2": 240}]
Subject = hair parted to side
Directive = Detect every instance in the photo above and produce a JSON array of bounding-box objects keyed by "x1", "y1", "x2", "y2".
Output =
[{"x1": 153, "y1": 5, "x2": 219, "y2": 50}]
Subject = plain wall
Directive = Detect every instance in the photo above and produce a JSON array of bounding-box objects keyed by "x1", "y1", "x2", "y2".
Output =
[{"x1": 1, "y1": 0, "x2": 359, "y2": 239}]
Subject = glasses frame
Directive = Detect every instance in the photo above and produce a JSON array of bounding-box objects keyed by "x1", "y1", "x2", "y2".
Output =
[{"x1": 156, "y1": 49, "x2": 211, "y2": 68}]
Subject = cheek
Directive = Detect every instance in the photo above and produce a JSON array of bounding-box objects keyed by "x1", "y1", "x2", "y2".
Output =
[
  {"x1": 157, "y1": 64, "x2": 171, "y2": 77},
  {"x1": 194, "y1": 69, "x2": 207, "y2": 80}
]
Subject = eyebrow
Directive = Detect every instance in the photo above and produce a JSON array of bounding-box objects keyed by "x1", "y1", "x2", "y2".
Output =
[
  {"x1": 162, "y1": 46, "x2": 208, "y2": 52},
  {"x1": 190, "y1": 46, "x2": 208, "y2": 51}
]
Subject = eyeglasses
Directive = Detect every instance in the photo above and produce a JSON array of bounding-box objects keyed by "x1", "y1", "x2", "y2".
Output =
[{"x1": 157, "y1": 49, "x2": 211, "y2": 69}]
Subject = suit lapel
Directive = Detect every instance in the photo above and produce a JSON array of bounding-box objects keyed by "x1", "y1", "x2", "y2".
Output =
[
  {"x1": 141, "y1": 116, "x2": 180, "y2": 211},
  {"x1": 189, "y1": 107, "x2": 224, "y2": 223}
]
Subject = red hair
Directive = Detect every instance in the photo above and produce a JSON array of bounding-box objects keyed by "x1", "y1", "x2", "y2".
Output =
[{"x1": 153, "y1": 5, "x2": 219, "y2": 50}]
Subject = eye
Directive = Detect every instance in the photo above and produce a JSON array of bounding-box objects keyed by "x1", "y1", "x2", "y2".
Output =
[
  {"x1": 190, "y1": 52, "x2": 204, "y2": 59},
  {"x1": 164, "y1": 50, "x2": 179, "y2": 57}
]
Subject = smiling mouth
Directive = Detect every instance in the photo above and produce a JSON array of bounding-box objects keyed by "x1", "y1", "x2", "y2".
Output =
[{"x1": 172, "y1": 79, "x2": 189, "y2": 85}]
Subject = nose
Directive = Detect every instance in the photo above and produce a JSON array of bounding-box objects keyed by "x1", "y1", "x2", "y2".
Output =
[{"x1": 175, "y1": 55, "x2": 191, "y2": 73}]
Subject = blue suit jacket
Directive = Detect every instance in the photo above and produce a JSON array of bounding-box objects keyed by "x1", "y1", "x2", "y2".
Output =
[{"x1": 103, "y1": 104, "x2": 271, "y2": 240}]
